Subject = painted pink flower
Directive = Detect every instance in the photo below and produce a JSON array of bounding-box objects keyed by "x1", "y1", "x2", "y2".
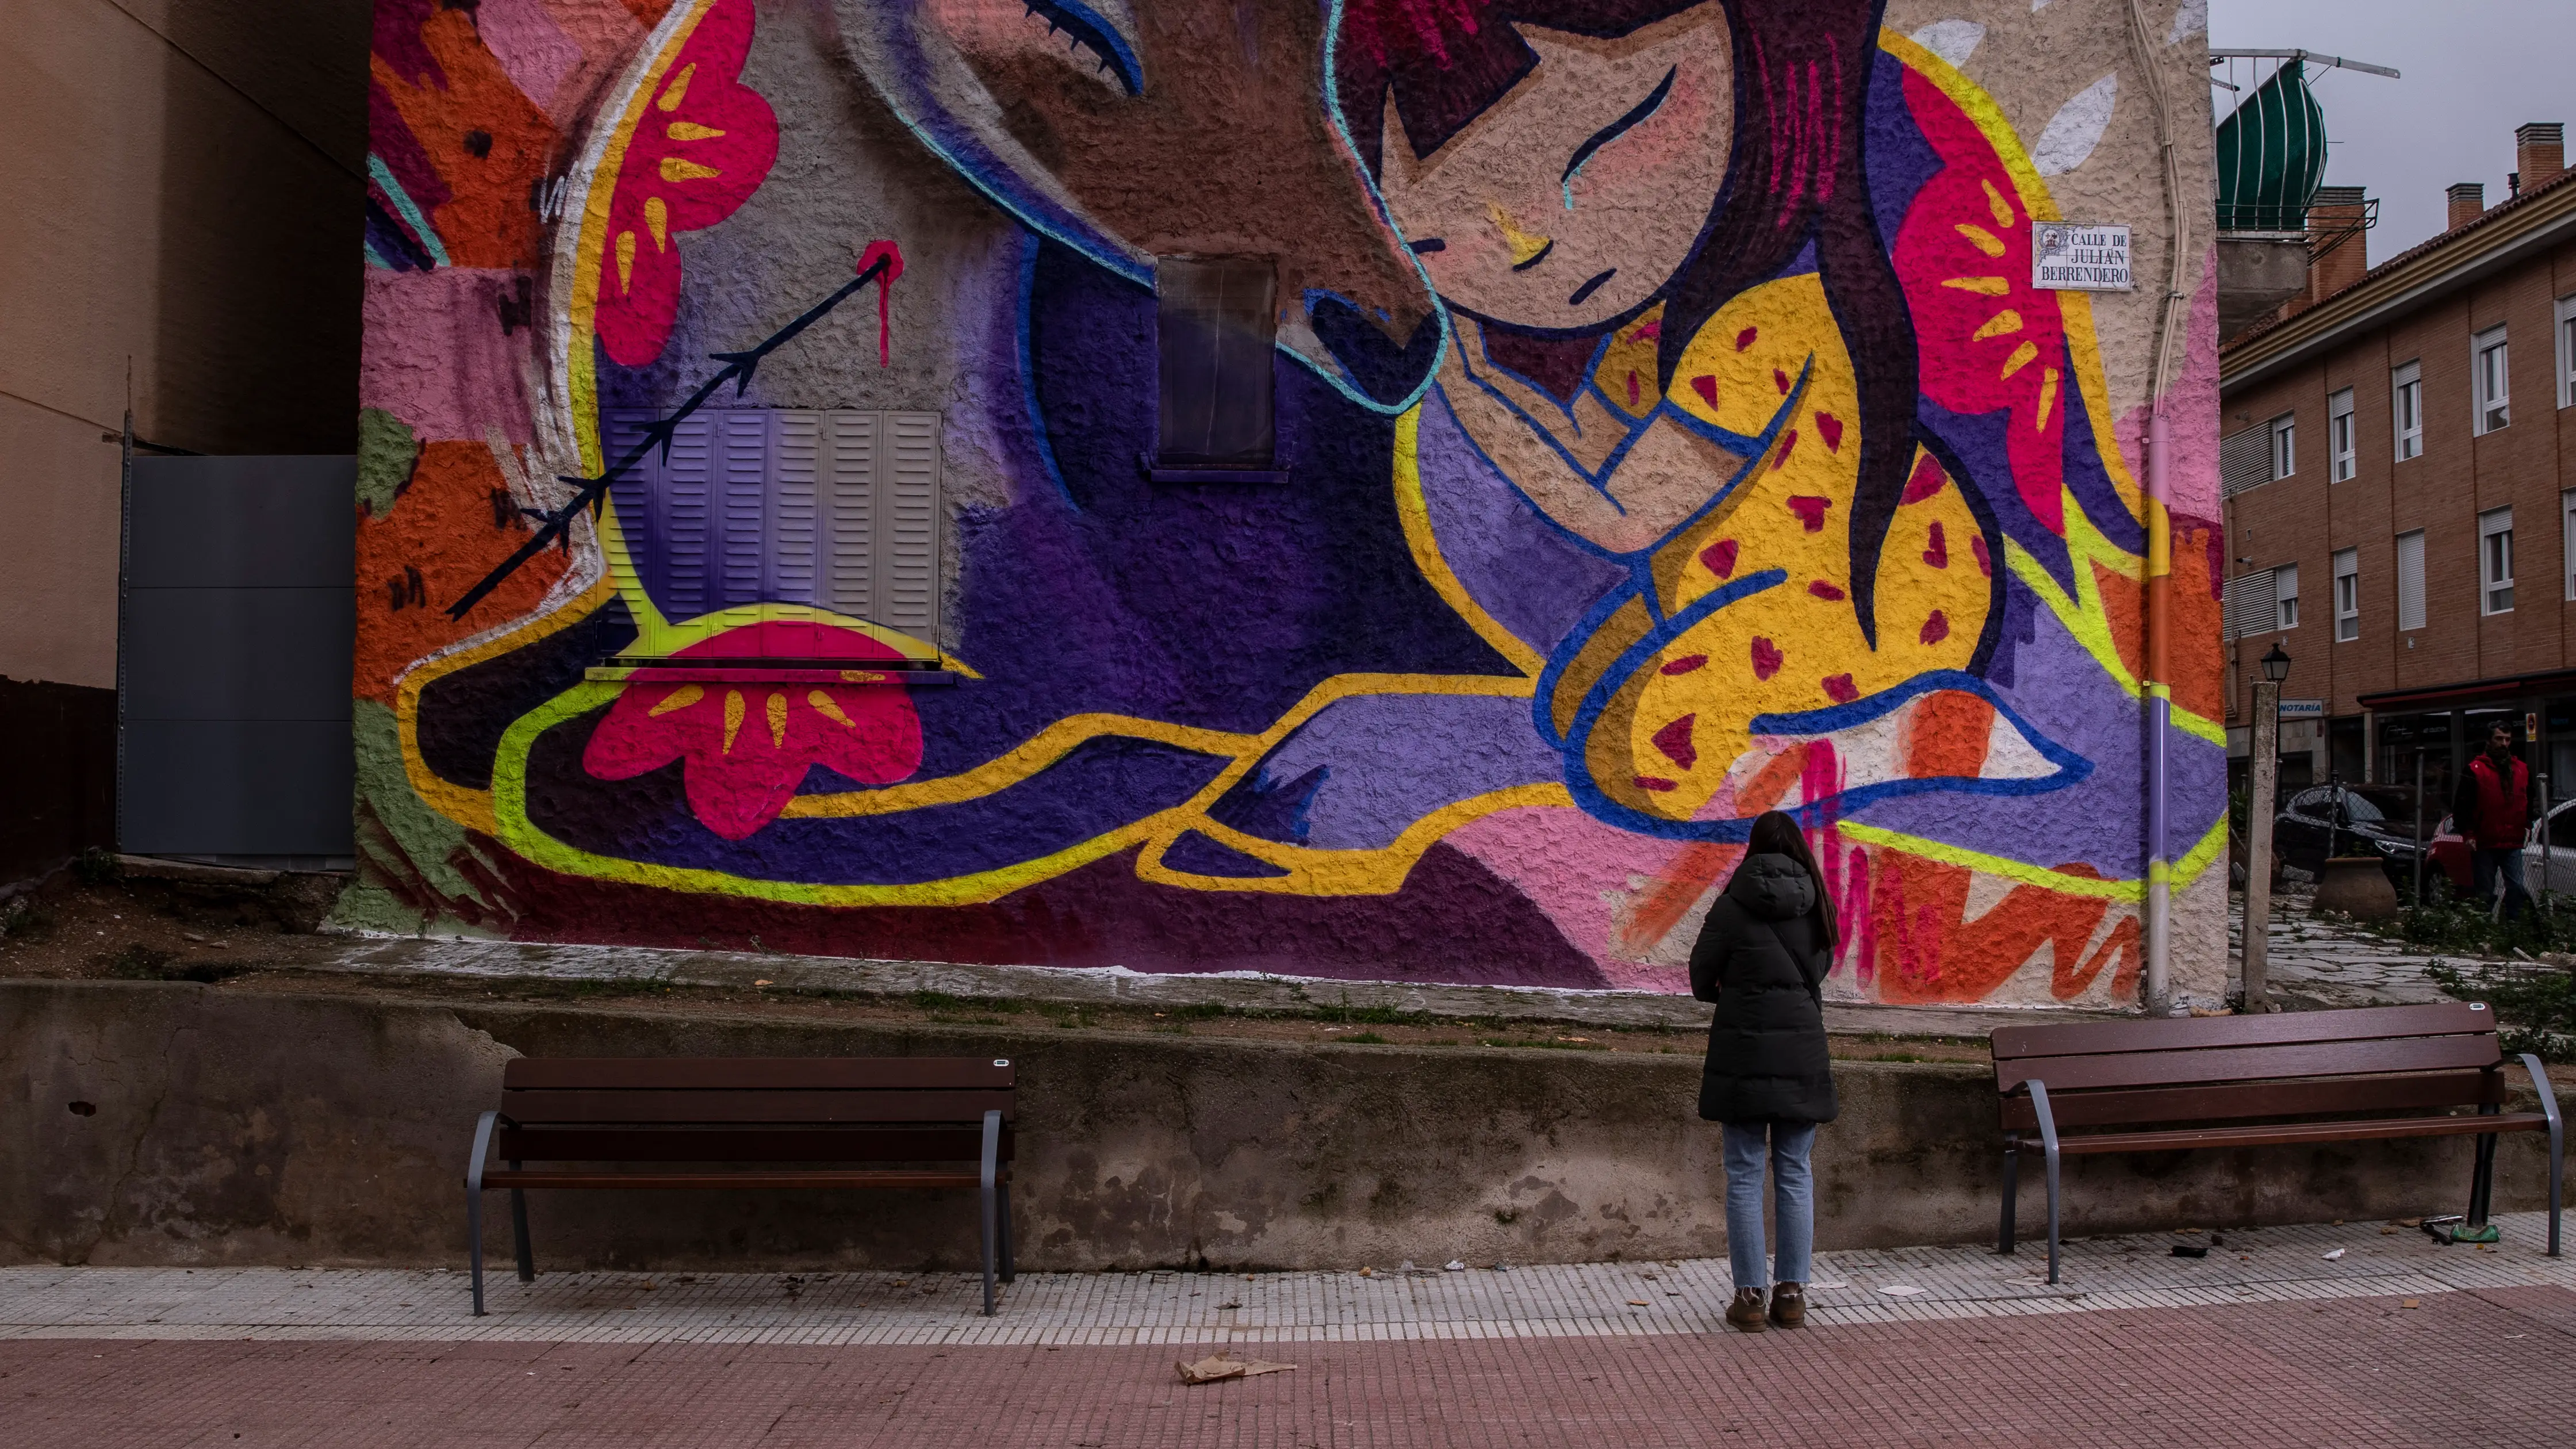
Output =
[
  {"x1": 595, "y1": 0, "x2": 779, "y2": 366},
  {"x1": 582, "y1": 625, "x2": 923, "y2": 840}
]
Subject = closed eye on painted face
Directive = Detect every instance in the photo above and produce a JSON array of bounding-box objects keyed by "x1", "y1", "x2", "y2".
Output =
[{"x1": 1375, "y1": 6, "x2": 1735, "y2": 333}]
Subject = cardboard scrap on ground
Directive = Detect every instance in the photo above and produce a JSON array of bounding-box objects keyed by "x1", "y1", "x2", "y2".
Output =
[{"x1": 1177, "y1": 1351, "x2": 1298, "y2": 1385}]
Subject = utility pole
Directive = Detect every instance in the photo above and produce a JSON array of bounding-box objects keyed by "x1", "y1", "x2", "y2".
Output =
[{"x1": 2242, "y1": 677, "x2": 2282, "y2": 1013}]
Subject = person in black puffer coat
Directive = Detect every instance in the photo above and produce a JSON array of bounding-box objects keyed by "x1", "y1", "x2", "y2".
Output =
[{"x1": 1689, "y1": 810, "x2": 1839, "y2": 1333}]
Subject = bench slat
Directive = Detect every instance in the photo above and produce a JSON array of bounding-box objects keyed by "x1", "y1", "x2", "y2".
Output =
[
  {"x1": 500, "y1": 1088, "x2": 1015, "y2": 1125},
  {"x1": 1995, "y1": 1033, "x2": 2499, "y2": 1094},
  {"x1": 480, "y1": 1170, "x2": 991, "y2": 1190},
  {"x1": 495, "y1": 1126, "x2": 1011, "y2": 1164},
  {"x1": 2018, "y1": 1111, "x2": 2550, "y2": 1155},
  {"x1": 501, "y1": 1057, "x2": 1015, "y2": 1091},
  {"x1": 1996, "y1": 1068, "x2": 2504, "y2": 1130},
  {"x1": 1992, "y1": 1002, "x2": 2491, "y2": 1062}
]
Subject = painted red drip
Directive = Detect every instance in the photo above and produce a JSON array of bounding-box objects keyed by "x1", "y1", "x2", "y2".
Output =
[
  {"x1": 1808, "y1": 580, "x2": 1845, "y2": 600},
  {"x1": 1650, "y1": 714, "x2": 1698, "y2": 769},
  {"x1": 1633, "y1": 776, "x2": 1680, "y2": 792},
  {"x1": 1735, "y1": 326, "x2": 1759, "y2": 351},
  {"x1": 1815, "y1": 412, "x2": 1843, "y2": 452},
  {"x1": 1773, "y1": 367, "x2": 1791, "y2": 394},
  {"x1": 1922, "y1": 520, "x2": 1948, "y2": 568},
  {"x1": 1700, "y1": 538, "x2": 1739, "y2": 578},
  {"x1": 1901, "y1": 453, "x2": 1948, "y2": 503},
  {"x1": 1771, "y1": 430, "x2": 1800, "y2": 470},
  {"x1": 859, "y1": 239, "x2": 904, "y2": 367},
  {"x1": 1786, "y1": 496, "x2": 1830, "y2": 531},
  {"x1": 1660, "y1": 653, "x2": 1709, "y2": 675},
  {"x1": 1751, "y1": 637, "x2": 1782, "y2": 679},
  {"x1": 1822, "y1": 673, "x2": 1858, "y2": 703},
  {"x1": 1920, "y1": 609, "x2": 1950, "y2": 645},
  {"x1": 1971, "y1": 534, "x2": 1993, "y2": 576},
  {"x1": 1691, "y1": 375, "x2": 1719, "y2": 409}
]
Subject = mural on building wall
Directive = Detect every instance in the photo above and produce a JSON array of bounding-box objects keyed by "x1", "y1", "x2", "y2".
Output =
[{"x1": 353, "y1": 0, "x2": 2230, "y2": 1003}]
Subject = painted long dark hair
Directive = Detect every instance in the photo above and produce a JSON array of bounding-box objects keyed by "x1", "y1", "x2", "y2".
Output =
[
  {"x1": 1737, "y1": 809, "x2": 1837, "y2": 953},
  {"x1": 1336, "y1": 0, "x2": 1917, "y2": 646}
]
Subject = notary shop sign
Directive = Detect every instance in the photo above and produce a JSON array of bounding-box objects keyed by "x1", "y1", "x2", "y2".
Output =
[{"x1": 2031, "y1": 223, "x2": 2133, "y2": 290}]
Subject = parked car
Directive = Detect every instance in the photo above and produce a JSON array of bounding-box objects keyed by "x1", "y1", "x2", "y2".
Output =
[
  {"x1": 2272, "y1": 784, "x2": 2432, "y2": 886},
  {"x1": 2426, "y1": 796, "x2": 2576, "y2": 899}
]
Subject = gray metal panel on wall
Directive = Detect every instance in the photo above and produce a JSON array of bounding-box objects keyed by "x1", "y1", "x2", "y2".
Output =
[
  {"x1": 120, "y1": 455, "x2": 356, "y2": 861},
  {"x1": 877, "y1": 411, "x2": 940, "y2": 641}
]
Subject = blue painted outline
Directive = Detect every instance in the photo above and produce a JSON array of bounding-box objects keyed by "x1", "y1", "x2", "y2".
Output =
[
  {"x1": 1024, "y1": 0, "x2": 1144, "y2": 96},
  {"x1": 1014, "y1": 231, "x2": 1078, "y2": 509}
]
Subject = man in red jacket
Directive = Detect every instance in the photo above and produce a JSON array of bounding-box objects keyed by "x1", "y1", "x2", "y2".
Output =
[{"x1": 2450, "y1": 723, "x2": 2536, "y2": 920}]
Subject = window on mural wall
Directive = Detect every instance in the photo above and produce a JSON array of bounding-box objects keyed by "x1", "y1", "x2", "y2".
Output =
[
  {"x1": 2333, "y1": 547, "x2": 2359, "y2": 642},
  {"x1": 2482, "y1": 505, "x2": 2516, "y2": 614},
  {"x1": 2328, "y1": 388, "x2": 2355, "y2": 482},
  {"x1": 603, "y1": 409, "x2": 942, "y2": 643},
  {"x1": 1155, "y1": 256, "x2": 1279, "y2": 473},
  {"x1": 2393, "y1": 361, "x2": 2423, "y2": 460},
  {"x1": 2474, "y1": 326, "x2": 2510, "y2": 435}
]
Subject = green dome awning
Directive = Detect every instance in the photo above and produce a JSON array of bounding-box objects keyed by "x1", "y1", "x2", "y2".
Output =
[{"x1": 2217, "y1": 60, "x2": 2328, "y2": 232}]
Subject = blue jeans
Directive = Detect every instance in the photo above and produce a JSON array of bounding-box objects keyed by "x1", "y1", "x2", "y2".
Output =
[
  {"x1": 2472, "y1": 847, "x2": 2532, "y2": 922},
  {"x1": 1722, "y1": 1121, "x2": 1816, "y2": 1291}
]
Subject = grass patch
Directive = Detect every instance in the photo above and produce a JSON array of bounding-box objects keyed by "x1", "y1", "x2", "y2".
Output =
[
  {"x1": 2426, "y1": 958, "x2": 2576, "y2": 1061},
  {"x1": 1, "y1": 899, "x2": 54, "y2": 941},
  {"x1": 2350, "y1": 892, "x2": 2576, "y2": 958}
]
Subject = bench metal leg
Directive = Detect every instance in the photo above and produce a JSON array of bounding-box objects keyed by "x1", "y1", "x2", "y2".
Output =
[
  {"x1": 999, "y1": 1176, "x2": 1016, "y2": 1283},
  {"x1": 2031, "y1": 1080, "x2": 2064, "y2": 1285},
  {"x1": 2470, "y1": 1101, "x2": 2501, "y2": 1227},
  {"x1": 2527, "y1": 1055, "x2": 2565, "y2": 1256},
  {"x1": 464, "y1": 1110, "x2": 497, "y2": 1317},
  {"x1": 979, "y1": 1109, "x2": 1002, "y2": 1317},
  {"x1": 1998, "y1": 1141, "x2": 2019, "y2": 1255},
  {"x1": 510, "y1": 1167, "x2": 534, "y2": 1283}
]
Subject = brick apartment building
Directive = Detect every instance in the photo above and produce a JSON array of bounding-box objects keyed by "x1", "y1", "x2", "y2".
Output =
[{"x1": 2220, "y1": 122, "x2": 2576, "y2": 823}]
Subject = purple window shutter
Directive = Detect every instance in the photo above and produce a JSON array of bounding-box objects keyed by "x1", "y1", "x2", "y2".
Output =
[
  {"x1": 603, "y1": 412, "x2": 659, "y2": 604},
  {"x1": 767, "y1": 410, "x2": 821, "y2": 605},
  {"x1": 717, "y1": 411, "x2": 769, "y2": 608},
  {"x1": 659, "y1": 413, "x2": 715, "y2": 618}
]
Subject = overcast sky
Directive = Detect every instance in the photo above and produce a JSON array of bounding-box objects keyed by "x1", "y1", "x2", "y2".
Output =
[{"x1": 2209, "y1": 0, "x2": 2576, "y2": 259}]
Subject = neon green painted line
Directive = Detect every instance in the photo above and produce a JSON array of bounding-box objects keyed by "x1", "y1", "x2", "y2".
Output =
[{"x1": 1839, "y1": 816, "x2": 2228, "y2": 901}]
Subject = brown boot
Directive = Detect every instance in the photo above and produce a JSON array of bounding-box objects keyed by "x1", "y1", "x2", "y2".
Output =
[
  {"x1": 1724, "y1": 1286, "x2": 1769, "y2": 1333},
  {"x1": 1768, "y1": 1282, "x2": 1806, "y2": 1328}
]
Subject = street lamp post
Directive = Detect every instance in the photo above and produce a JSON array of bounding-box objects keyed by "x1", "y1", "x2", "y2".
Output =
[{"x1": 2242, "y1": 643, "x2": 2292, "y2": 1013}]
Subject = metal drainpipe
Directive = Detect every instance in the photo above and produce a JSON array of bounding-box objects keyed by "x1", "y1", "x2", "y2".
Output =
[{"x1": 2127, "y1": 0, "x2": 2187, "y2": 1015}]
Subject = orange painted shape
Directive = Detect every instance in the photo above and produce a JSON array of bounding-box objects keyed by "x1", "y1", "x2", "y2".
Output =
[{"x1": 1902, "y1": 689, "x2": 1993, "y2": 781}]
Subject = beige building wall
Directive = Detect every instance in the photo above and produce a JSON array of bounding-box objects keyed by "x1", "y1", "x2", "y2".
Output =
[{"x1": 0, "y1": 1, "x2": 365, "y2": 879}]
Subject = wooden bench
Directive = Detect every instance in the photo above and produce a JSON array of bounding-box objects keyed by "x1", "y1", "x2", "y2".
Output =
[
  {"x1": 1994, "y1": 1002, "x2": 2561, "y2": 1283},
  {"x1": 463, "y1": 1056, "x2": 1015, "y2": 1316}
]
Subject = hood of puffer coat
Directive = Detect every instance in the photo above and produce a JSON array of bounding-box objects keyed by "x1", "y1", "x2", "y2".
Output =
[{"x1": 1724, "y1": 853, "x2": 1816, "y2": 922}]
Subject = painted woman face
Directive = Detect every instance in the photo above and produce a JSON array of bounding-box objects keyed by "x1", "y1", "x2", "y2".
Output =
[{"x1": 1374, "y1": 5, "x2": 1735, "y2": 334}]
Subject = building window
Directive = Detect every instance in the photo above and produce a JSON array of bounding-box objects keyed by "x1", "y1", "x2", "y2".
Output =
[
  {"x1": 2559, "y1": 296, "x2": 2576, "y2": 409},
  {"x1": 2474, "y1": 326, "x2": 2510, "y2": 435},
  {"x1": 2393, "y1": 360, "x2": 2423, "y2": 460},
  {"x1": 2481, "y1": 505, "x2": 2515, "y2": 614},
  {"x1": 2566, "y1": 490, "x2": 2576, "y2": 600},
  {"x1": 2396, "y1": 528, "x2": 2426, "y2": 631},
  {"x1": 2333, "y1": 547, "x2": 2359, "y2": 642},
  {"x1": 2328, "y1": 388, "x2": 2355, "y2": 481},
  {"x1": 1155, "y1": 256, "x2": 1278, "y2": 476},
  {"x1": 2268, "y1": 412, "x2": 2296, "y2": 480},
  {"x1": 2274, "y1": 563, "x2": 2299, "y2": 631}
]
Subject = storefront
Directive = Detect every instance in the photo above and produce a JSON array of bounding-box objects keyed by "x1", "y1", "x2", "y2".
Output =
[{"x1": 2362, "y1": 669, "x2": 2576, "y2": 815}]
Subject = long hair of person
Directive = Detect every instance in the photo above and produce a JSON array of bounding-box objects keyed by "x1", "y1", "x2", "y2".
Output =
[{"x1": 1735, "y1": 809, "x2": 1837, "y2": 954}]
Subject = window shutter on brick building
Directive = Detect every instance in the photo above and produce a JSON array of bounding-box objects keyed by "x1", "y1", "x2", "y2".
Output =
[
  {"x1": 2221, "y1": 425, "x2": 2271, "y2": 498},
  {"x1": 2396, "y1": 529, "x2": 2426, "y2": 631}
]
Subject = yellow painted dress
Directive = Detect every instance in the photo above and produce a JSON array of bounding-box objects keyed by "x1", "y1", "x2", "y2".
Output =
[{"x1": 1540, "y1": 271, "x2": 1999, "y2": 833}]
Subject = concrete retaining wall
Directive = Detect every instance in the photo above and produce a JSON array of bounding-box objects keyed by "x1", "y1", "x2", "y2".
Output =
[{"x1": 3, "y1": 981, "x2": 2562, "y2": 1272}]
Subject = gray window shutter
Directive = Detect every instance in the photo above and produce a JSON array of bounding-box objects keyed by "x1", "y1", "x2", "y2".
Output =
[
  {"x1": 825, "y1": 409, "x2": 879, "y2": 620},
  {"x1": 769, "y1": 410, "x2": 821, "y2": 603},
  {"x1": 2220, "y1": 425, "x2": 2270, "y2": 498},
  {"x1": 2396, "y1": 530, "x2": 2426, "y2": 630},
  {"x1": 2222, "y1": 573, "x2": 2257, "y2": 639},
  {"x1": 878, "y1": 411, "x2": 942, "y2": 641}
]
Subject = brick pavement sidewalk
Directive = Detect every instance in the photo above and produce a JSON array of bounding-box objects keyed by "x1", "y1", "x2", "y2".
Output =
[{"x1": 6, "y1": 1286, "x2": 2570, "y2": 1447}]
